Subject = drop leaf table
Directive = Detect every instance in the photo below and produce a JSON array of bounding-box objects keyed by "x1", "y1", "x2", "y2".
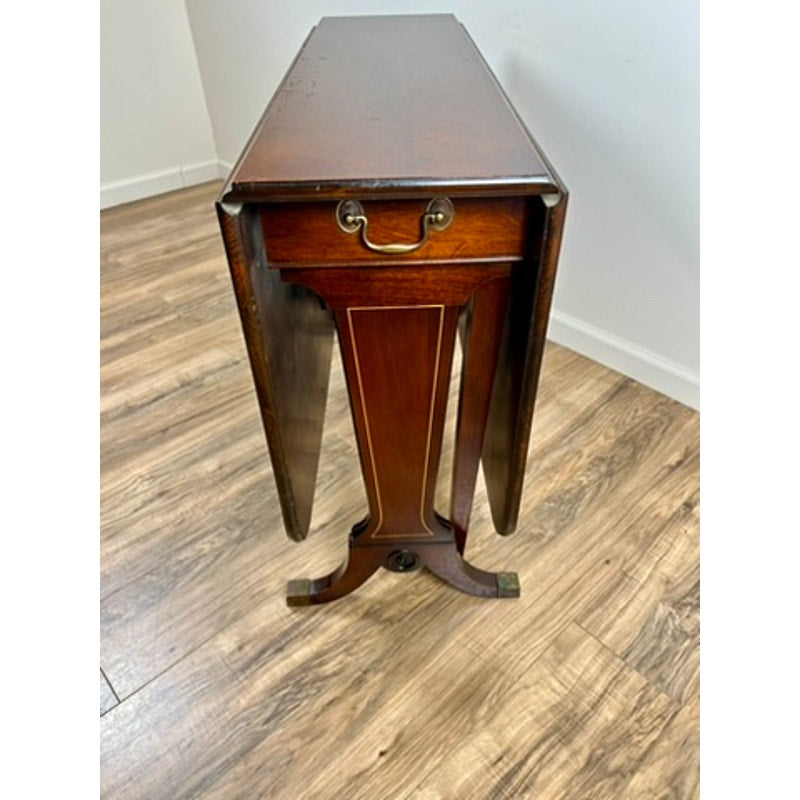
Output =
[{"x1": 216, "y1": 14, "x2": 568, "y2": 605}]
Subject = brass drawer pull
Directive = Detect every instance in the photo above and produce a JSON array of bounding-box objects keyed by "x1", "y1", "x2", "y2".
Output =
[{"x1": 336, "y1": 197, "x2": 454, "y2": 254}]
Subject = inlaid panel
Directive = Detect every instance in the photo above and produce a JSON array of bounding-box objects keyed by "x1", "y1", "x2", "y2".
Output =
[{"x1": 337, "y1": 304, "x2": 457, "y2": 541}]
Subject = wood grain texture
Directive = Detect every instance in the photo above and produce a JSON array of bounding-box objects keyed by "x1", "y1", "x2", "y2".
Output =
[
  {"x1": 217, "y1": 200, "x2": 336, "y2": 541},
  {"x1": 100, "y1": 670, "x2": 118, "y2": 716},
  {"x1": 260, "y1": 197, "x2": 527, "y2": 267},
  {"x1": 620, "y1": 694, "x2": 700, "y2": 800},
  {"x1": 100, "y1": 182, "x2": 699, "y2": 799},
  {"x1": 227, "y1": 15, "x2": 556, "y2": 199},
  {"x1": 450, "y1": 276, "x2": 511, "y2": 551},
  {"x1": 482, "y1": 192, "x2": 566, "y2": 535},
  {"x1": 336, "y1": 304, "x2": 457, "y2": 540},
  {"x1": 409, "y1": 623, "x2": 681, "y2": 800}
]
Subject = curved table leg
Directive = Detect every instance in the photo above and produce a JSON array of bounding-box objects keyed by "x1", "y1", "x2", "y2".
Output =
[
  {"x1": 286, "y1": 517, "x2": 377, "y2": 606},
  {"x1": 286, "y1": 544, "x2": 384, "y2": 606},
  {"x1": 287, "y1": 537, "x2": 519, "y2": 605},
  {"x1": 422, "y1": 542, "x2": 520, "y2": 598}
]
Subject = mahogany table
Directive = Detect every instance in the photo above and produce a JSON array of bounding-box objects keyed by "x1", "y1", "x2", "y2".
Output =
[{"x1": 216, "y1": 14, "x2": 567, "y2": 605}]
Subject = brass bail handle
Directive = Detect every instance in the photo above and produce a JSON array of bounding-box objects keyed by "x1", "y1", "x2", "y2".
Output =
[{"x1": 336, "y1": 197, "x2": 454, "y2": 254}]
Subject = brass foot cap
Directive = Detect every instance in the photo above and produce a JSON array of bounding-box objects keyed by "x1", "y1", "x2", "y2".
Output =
[
  {"x1": 286, "y1": 579, "x2": 313, "y2": 607},
  {"x1": 497, "y1": 572, "x2": 521, "y2": 598}
]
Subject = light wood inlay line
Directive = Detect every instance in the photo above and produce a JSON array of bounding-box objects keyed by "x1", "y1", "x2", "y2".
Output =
[
  {"x1": 418, "y1": 304, "x2": 446, "y2": 535},
  {"x1": 346, "y1": 304, "x2": 446, "y2": 539},
  {"x1": 345, "y1": 306, "x2": 385, "y2": 534}
]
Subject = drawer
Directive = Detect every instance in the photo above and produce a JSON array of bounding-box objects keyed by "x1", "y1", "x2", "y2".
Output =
[{"x1": 260, "y1": 196, "x2": 527, "y2": 268}]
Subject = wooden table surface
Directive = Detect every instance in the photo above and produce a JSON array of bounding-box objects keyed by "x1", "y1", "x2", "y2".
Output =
[{"x1": 226, "y1": 14, "x2": 559, "y2": 199}]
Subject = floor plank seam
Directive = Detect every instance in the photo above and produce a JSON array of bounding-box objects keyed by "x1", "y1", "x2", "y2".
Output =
[
  {"x1": 101, "y1": 518, "x2": 271, "y2": 619},
  {"x1": 101, "y1": 624, "x2": 230, "y2": 711},
  {"x1": 573, "y1": 620, "x2": 689, "y2": 708},
  {"x1": 460, "y1": 614, "x2": 575, "y2": 682},
  {"x1": 100, "y1": 667, "x2": 121, "y2": 705}
]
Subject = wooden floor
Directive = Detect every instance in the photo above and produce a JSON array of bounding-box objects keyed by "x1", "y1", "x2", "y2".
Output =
[{"x1": 100, "y1": 181, "x2": 700, "y2": 799}]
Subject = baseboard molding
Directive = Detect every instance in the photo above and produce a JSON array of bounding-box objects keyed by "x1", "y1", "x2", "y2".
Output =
[
  {"x1": 547, "y1": 309, "x2": 699, "y2": 410},
  {"x1": 99, "y1": 169, "x2": 699, "y2": 409},
  {"x1": 100, "y1": 160, "x2": 229, "y2": 209}
]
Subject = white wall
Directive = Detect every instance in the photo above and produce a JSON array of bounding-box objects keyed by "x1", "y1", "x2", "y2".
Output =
[
  {"x1": 490, "y1": 2, "x2": 699, "y2": 407},
  {"x1": 100, "y1": 0, "x2": 221, "y2": 208},
  {"x1": 185, "y1": 1, "x2": 699, "y2": 409}
]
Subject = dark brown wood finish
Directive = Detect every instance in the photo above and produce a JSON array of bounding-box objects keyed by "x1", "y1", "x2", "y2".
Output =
[
  {"x1": 217, "y1": 202, "x2": 335, "y2": 541},
  {"x1": 482, "y1": 194, "x2": 568, "y2": 535},
  {"x1": 217, "y1": 14, "x2": 568, "y2": 603},
  {"x1": 282, "y1": 264, "x2": 520, "y2": 603},
  {"x1": 282, "y1": 263, "x2": 511, "y2": 309},
  {"x1": 337, "y1": 304, "x2": 457, "y2": 543},
  {"x1": 451, "y1": 275, "x2": 512, "y2": 552},
  {"x1": 261, "y1": 197, "x2": 527, "y2": 267},
  {"x1": 225, "y1": 15, "x2": 557, "y2": 199}
]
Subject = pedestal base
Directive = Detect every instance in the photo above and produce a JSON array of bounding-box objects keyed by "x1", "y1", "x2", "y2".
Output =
[{"x1": 286, "y1": 536, "x2": 520, "y2": 606}]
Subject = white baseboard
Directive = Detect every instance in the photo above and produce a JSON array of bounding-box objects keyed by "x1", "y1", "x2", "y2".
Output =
[
  {"x1": 547, "y1": 309, "x2": 699, "y2": 410},
  {"x1": 218, "y1": 160, "x2": 234, "y2": 180},
  {"x1": 98, "y1": 168, "x2": 699, "y2": 410},
  {"x1": 100, "y1": 160, "x2": 229, "y2": 209},
  {"x1": 181, "y1": 160, "x2": 224, "y2": 187}
]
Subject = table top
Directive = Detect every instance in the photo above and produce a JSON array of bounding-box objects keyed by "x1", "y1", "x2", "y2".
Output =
[{"x1": 223, "y1": 14, "x2": 562, "y2": 201}]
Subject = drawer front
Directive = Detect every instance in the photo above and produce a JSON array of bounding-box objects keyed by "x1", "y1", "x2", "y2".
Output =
[{"x1": 261, "y1": 197, "x2": 527, "y2": 268}]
